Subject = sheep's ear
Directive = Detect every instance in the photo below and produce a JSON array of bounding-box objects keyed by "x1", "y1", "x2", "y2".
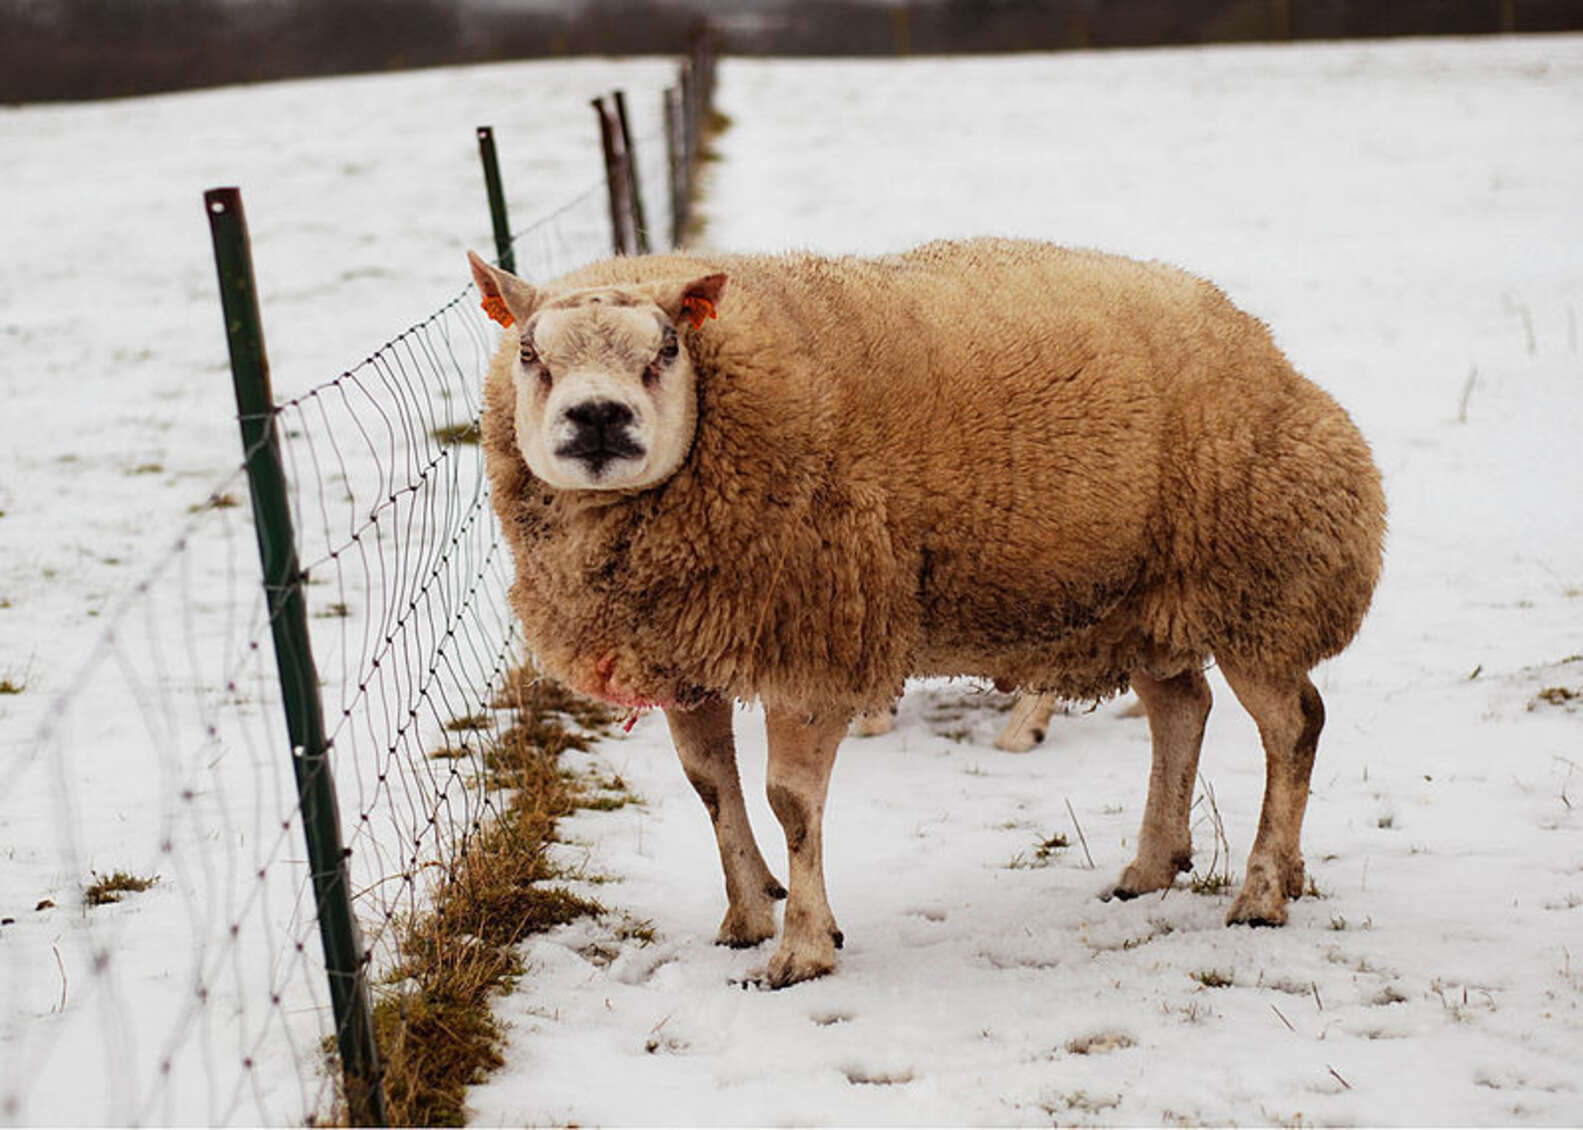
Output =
[
  {"x1": 653, "y1": 273, "x2": 728, "y2": 330},
  {"x1": 467, "y1": 250, "x2": 539, "y2": 328}
]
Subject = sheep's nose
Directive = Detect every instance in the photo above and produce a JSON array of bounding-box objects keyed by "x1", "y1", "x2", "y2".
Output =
[
  {"x1": 556, "y1": 398, "x2": 643, "y2": 474},
  {"x1": 564, "y1": 399, "x2": 634, "y2": 436}
]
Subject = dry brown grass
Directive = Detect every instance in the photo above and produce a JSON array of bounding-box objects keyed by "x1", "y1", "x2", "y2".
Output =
[
  {"x1": 83, "y1": 870, "x2": 158, "y2": 906},
  {"x1": 429, "y1": 422, "x2": 481, "y2": 447},
  {"x1": 349, "y1": 667, "x2": 617, "y2": 1127}
]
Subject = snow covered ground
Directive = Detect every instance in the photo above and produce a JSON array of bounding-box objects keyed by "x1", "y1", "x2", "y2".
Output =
[{"x1": 1, "y1": 32, "x2": 1580, "y2": 1128}]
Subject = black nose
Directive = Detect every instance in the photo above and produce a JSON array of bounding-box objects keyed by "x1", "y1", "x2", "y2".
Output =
[
  {"x1": 564, "y1": 399, "x2": 634, "y2": 434},
  {"x1": 556, "y1": 399, "x2": 643, "y2": 474}
]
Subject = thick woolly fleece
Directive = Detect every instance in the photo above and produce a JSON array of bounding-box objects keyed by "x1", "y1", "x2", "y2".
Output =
[{"x1": 481, "y1": 238, "x2": 1385, "y2": 715}]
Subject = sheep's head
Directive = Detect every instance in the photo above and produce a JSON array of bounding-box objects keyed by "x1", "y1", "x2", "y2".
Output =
[{"x1": 468, "y1": 251, "x2": 726, "y2": 493}]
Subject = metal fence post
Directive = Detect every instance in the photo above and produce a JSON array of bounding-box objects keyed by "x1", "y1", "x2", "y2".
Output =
[
  {"x1": 663, "y1": 85, "x2": 685, "y2": 249},
  {"x1": 203, "y1": 186, "x2": 386, "y2": 1128},
  {"x1": 592, "y1": 95, "x2": 636, "y2": 256},
  {"x1": 612, "y1": 90, "x2": 650, "y2": 255},
  {"x1": 678, "y1": 59, "x2": 696, "y2": 175},
  {"x1": 476, "y1": 125, "x2": 516, "y2": 273}
]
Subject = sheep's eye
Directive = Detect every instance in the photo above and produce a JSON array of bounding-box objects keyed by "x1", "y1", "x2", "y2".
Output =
[
  {"x1": 519, "y1": 340, "x2": 539, "y2": 367},
  {"x1": 657, "y1": 327, "x2": 679, "y2": 363}
]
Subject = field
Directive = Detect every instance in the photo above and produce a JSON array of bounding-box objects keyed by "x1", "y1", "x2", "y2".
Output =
[{"x1": 3, "y1": 34, "x2": 1581, "y2": 1126}]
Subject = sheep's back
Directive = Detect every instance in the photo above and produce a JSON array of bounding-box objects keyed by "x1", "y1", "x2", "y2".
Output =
[{"x1": 723, "y1": 239, "x2": 1384, "y2": 693}]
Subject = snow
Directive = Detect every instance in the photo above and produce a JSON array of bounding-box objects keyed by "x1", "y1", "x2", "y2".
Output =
[{"x1": 2, "y1": 33, "x2": 1581, "y2": 1128}]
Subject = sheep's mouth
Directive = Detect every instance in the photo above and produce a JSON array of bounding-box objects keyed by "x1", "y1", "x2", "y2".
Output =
[{"x1": 554, "y1": 433, "x2": 645, "y2": 476}]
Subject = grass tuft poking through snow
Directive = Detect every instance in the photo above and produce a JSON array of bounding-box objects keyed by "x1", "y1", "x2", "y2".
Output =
[{"x1": 83, "y1": 871, "x2": 158, "y2": 906}]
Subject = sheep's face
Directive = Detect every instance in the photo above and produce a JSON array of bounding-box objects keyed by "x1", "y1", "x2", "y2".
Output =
[{"x1": 468, "y1": 252, "x2": 726, "y2": 493}]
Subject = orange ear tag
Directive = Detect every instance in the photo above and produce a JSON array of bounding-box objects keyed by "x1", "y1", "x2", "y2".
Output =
[
  {"x1": 480, "y1": 294, "x2": 515, "y2": 327},
  {"x1": 680, "y1": 295, "x2": 716, "y2": 330}
]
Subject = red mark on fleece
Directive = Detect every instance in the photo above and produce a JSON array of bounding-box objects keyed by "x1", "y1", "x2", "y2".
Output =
[
  {"x1": 680, "y1": 294, "x2": 716, "y2": 330},
  {"x1": 480, "y1": 294, "x2": 515, "y2": 327},
  {"x1": 580, "y1": 653, "x2": 669, "y2": 712}
]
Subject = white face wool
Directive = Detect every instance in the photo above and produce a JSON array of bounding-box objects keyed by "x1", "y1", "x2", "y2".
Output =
[{"x1": 513, "y1": 299, "x2": 699, "y2": 492}]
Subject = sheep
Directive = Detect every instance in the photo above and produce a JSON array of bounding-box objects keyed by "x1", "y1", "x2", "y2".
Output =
[{"x1": 467, "y1": 237, "x2": 1386, "y2": 988}]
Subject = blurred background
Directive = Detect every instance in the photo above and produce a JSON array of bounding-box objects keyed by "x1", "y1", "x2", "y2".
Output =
[{"x1": 7, "y1": 0, "x2": 1583, "y2": 103}]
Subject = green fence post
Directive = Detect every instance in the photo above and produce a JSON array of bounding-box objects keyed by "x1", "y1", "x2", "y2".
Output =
[
  {"x1": 204, "y1": 186, "x2": 386, "y2": 1127},
  {"x1": 476, "y1": 125, "x2": 516, "y2": 274}
]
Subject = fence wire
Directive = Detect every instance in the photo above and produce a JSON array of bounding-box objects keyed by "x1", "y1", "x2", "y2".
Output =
[{"x1": 0, "y1": 125, "x2": 641, "y2": 1123}]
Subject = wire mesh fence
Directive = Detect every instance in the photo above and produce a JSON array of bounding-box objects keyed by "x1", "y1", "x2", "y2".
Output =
[{"x1": 1, "y1": 32, "x2": 717, "y2": 1126}]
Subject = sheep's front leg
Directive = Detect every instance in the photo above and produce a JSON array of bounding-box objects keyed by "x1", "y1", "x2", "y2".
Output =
[
  {"x1": 665, "y1": 700, "x2": 785, "y2": 947},
  {"x1": 1106, "y1": 667, "x2": 1212, "y2": 899},
  {"x1": 762, "y1": 707, "x2": 849, "y2": 988}
]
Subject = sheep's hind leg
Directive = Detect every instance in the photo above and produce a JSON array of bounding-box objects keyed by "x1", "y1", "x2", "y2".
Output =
[
  {"x1": 851, "y1": 701, "x2": 898, "y2": 738},
  {"x1": 1218, "y1": 664, "x2": 1324, "y2": 927},
  {"x1": 995, "y1": 691, "x2": 1059, "y2": 753},
  {"x1": 762, "y1": 707, "x2": 849, "y2": 988},
  {"x1": 1105, "y1": 667, "x2": 1212, "y2": 900},
  {"x1": 665, "y1": 700, "x2": 785, "y2": 947}
]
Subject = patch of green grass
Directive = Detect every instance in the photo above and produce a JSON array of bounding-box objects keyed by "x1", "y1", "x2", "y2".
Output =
[
  {"x1": 1190, "y1": 968, "x2": 1234, "y2": 989},
  {"x1": 84, "y1": 870, "x2": 158, "y2": 906}
]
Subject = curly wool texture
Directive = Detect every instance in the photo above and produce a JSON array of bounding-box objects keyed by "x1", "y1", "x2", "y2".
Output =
[{"x1": 482, "y1": 238, "x2": 1385, "y2": 714}]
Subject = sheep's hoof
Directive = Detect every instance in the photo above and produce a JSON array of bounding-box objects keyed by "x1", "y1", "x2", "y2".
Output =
[
  {"x1": 716, "y1": 904, "x2": 778, "y2": 948},
  {"x1": 764, "y1": 942, "x2": 837, "y2": 989},
  {"x1": 1226, "y1": 864, "x2": 1290, "y2": 927},
  {"x1": 993, "y1": 726, "x2": 1044, "y2": 753},
  {"x1": 1103, "y1": 851, "x2": 1193, "y2": 901}
]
